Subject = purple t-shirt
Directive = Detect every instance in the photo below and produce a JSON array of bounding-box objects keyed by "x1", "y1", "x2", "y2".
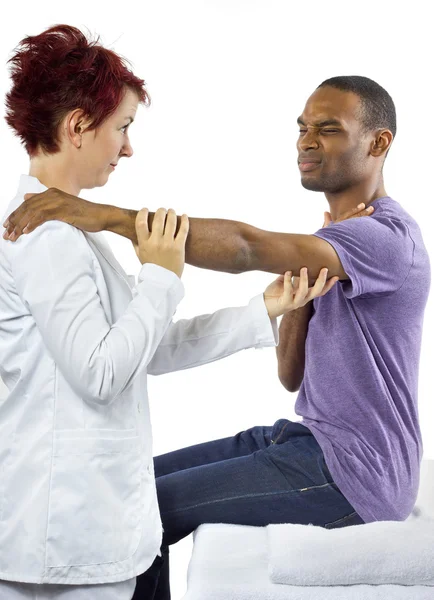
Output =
[{"x1": 296, "y1": 196, "x2": 431, "y2": 523}]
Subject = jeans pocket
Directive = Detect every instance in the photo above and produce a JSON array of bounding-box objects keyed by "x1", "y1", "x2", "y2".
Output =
[
  {"x1": 271, "y1": 419, "x2": 311, "y2": 445},
  {"x1": 324, "y1": 510, "x2": 365, "y2": 529}
]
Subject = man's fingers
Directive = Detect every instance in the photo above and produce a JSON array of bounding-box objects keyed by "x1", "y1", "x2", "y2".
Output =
[
  {"x1": 3, "y1": 210, "x2": 16, "y2": 229},
  {"x1": 3, "y1": 220, "x2": 26, "y2": 241}
]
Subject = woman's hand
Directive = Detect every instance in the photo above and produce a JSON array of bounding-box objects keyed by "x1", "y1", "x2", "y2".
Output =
[
  {"x1": 133, "y1": 207, "x2": 189, "y2": 279},
  {"x1": 263, "y1": 268, "x2": 339, "y2": 320},
  {"x1": 322, "y1": 202, "x2": 374, "y2": 227}
]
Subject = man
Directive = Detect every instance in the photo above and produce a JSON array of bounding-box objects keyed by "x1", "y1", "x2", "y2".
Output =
[{"x1": 4, "y1": 75, "x2": 430, "y2": 599}]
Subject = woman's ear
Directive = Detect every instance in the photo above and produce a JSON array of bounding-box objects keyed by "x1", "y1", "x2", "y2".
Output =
[{"x1": 64, "y1": 109, "x2": 92, "y2": 149}]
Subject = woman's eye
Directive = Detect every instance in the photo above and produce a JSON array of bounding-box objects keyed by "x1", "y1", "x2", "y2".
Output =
[{"x1": 121, "y1": 125, "x2": 128, "y2": 134}]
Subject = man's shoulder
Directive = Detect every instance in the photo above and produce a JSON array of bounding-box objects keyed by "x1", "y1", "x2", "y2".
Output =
[{"x1": 373, "y1": 197, "x2": 418, "y2": 227}]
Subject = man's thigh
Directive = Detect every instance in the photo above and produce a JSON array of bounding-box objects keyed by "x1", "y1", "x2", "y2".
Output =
[
  {"x1": 156, "y1": 426, "x2": 356, "y2": 545},
  {"x1": 154, "y1": 424, "x2": 273, "y2": 478}
]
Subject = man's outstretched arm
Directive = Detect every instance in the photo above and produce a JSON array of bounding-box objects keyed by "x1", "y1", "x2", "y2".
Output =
[
  {"x1": 3, "y1": 189, "x2": 372, "y2": 278},
  {"x1": 103, "y1": 204, "x2": 344, "y2": 278}
]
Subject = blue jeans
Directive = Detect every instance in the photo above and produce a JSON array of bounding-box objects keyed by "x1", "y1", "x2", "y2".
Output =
[{"x1": 132, "y1": 419, "x2": 363, "y2": 599}]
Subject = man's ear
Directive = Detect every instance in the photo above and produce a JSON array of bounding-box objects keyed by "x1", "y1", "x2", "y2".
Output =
[{"x1": 371, "y1": 129, "x2": 393, "y2": 158}]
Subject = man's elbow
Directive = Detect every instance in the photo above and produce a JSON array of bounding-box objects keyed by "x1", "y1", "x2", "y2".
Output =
[
  {"x1": 231, "y1": 238, "x2": 255, "y2": 273},
  {"x1": 278, "y1": 372, "x2": 302, "y2": 393}
]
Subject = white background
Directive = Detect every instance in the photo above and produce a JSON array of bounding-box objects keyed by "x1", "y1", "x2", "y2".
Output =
[{"x1": 0, "y1": 1, "x2": 433, "y2": 597}]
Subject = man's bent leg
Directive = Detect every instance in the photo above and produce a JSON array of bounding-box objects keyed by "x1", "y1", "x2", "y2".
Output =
[{"x1": 135, "y1": 420, "x2": 362, "y2": 600}]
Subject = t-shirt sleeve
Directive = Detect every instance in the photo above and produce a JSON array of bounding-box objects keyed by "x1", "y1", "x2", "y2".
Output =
[{"x1": 313, "y1": 215, "x2": 415, "y2": 298}]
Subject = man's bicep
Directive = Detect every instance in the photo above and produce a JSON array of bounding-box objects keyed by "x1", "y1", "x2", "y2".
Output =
[{"x1": 250, "y1": 231, "x2": 348, "y2": 280}]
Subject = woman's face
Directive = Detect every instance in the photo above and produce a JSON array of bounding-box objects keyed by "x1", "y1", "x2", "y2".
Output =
[{"x1": 78, "y1": 87, "x2": 139, "y2": 189}]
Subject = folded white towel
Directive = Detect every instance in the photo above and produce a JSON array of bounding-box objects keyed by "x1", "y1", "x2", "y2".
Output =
[
  {"x1": 183, "y1": 523, "x2": 434, "y2": 600},
  {"x1": 267, "y1": 510, "x2": 434, "y2": 587}
]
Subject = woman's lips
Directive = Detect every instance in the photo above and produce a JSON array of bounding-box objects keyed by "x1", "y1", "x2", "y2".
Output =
[{"x1": 299, "y1": 161, "x2": 321, "y2": 172}]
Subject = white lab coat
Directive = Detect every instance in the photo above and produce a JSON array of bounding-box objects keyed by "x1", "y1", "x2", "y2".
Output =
[{"x1": 0, "y1": 175, "x2": 277, "y2": 586}]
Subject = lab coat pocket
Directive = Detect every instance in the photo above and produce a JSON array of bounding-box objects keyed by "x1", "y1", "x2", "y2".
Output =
[{"x1": 45, "y1": 433, "x2": 143, "y2": 568}]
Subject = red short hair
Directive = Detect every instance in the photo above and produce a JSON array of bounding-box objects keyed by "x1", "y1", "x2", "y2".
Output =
[{"x1": 5, "y1": 24, "x2": 150, "y2": 156}]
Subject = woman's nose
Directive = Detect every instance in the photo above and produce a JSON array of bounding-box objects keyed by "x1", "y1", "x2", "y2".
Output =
[{"x1": 122, "y1": 141, "x2": 134, "y2": 158}]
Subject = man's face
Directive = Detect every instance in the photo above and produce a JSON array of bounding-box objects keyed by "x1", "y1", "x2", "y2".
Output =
[
  {"x1": 296, "y1": 86, "x2": 372, "y2": 193},
  {"x1": 78, "y1": 87, "x2": 139, "y2": 189}
]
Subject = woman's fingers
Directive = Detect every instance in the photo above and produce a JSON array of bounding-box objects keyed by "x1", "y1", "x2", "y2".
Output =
[
  {"x1": 335, "y1": 203, "x2": 374, "y2": 223},
  {"x1": 151, "y1": 207, "x2": 168, "y2": 237},
  {"x1": 282, "y1": 271, "x2": 293, "y2": 305},
  {"x1": 135, "y1": 208, "x2": 150, "y2": 241},
  {"x1": 164, "y1": 209, "x2": 177, "y2": 238},
  {"x1": 302, "y1": 268, "x2": 329, "y2": 302},
  {"x1": 292, "y1": 268, "x2": 338, "y2": 307},
  {"x1": 322, "y1": 211, "x2": 332, "y2": 227},
  {"x1": 293, "y1": 267, "x2": 309, "y2": 304},
  {"x1": 318, "y1": 275, "x2": 340, "y2": 296},
  {"x1": 175, "y1": 214, "x2": 190, "y2": 244}
]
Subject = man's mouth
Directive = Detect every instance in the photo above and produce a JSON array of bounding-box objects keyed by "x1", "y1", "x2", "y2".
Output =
[{"x1": 298, "y1": 161, "x2": 321, "y2": 172}]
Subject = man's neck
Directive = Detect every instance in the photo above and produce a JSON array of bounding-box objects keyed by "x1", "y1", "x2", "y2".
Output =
[{"x1": 325, "y1": 180, "x2": 388, "y2": 221}]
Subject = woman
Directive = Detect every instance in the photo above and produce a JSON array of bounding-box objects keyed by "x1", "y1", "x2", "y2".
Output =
[{"x1": 0, "y1": 25, "x2": 330, "y2": 599}]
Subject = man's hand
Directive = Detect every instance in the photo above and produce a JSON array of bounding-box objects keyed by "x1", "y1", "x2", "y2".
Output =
[
  {"x1": 263, "y1": 267, "x2": 339, "y2": 320},
  {"x1": 3, "y1": 188, "x2": 105, "y2": 241}
]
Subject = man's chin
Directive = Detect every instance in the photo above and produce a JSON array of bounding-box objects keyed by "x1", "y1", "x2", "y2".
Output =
[{"x1": 300, "y1": 176, "x2": 324, "y2": 192}]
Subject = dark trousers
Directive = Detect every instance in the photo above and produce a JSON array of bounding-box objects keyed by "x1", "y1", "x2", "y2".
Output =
[{"x1": 133, "y1": 419, "x2": 363, "y2": 599}]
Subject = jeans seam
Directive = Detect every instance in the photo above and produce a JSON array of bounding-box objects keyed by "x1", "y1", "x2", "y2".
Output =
[
  {"x1": 324, "y1": 510, "x2": 358, "y2": 529},
  {"x1": 163, "y1": 482, "x2": 336, "y2": 515},
  {"x1": 270, "y1": 421, "x2": 290, "y2": 445}
]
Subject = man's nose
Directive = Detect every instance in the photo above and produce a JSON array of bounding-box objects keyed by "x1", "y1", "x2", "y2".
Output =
[{"x1": 298, "y1": 130, "x2": 320, "y2": 151}]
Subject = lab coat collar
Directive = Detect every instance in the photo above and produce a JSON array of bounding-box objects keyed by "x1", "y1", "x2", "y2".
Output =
[{"x1": 17, "y1": 173, "x2": 48, "y2": 196}]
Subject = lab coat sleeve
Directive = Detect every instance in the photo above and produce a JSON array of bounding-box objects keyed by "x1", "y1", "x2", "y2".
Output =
[
  {"x1": 7, "y1": 220, "x2": 184, "y2": 404},
  {"x1": 147, "y1": 293, "x2": 279, "y2": 375}
]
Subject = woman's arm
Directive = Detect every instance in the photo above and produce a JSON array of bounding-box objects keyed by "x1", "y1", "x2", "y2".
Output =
[
  {"x1": 6, "y1": 220, "x2": 184, "y2": 404},
  {"x1": 147, "y1": 294, "x2": 277, "y2": 376}
]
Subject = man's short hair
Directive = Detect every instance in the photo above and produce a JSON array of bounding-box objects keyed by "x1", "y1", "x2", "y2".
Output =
[{"x1": 318, "y1": 75, "x2": 397, "y2": 139}]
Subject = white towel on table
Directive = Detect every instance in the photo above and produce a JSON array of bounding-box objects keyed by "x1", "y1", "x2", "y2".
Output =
[
  {"x1": 183, "y1": 523, "x2": 434, "y2": 600},
  {"x1": 267, "y1": 509, "x2": 434, "y2": 587}
]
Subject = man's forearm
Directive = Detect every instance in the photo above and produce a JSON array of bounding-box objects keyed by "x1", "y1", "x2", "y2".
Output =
[
  {"x1": 104, "y1": 205, "x2": 255, "y2": 274},
  {"x1": 276, "y1": 302, "x2": 313, "y2": 392}
]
